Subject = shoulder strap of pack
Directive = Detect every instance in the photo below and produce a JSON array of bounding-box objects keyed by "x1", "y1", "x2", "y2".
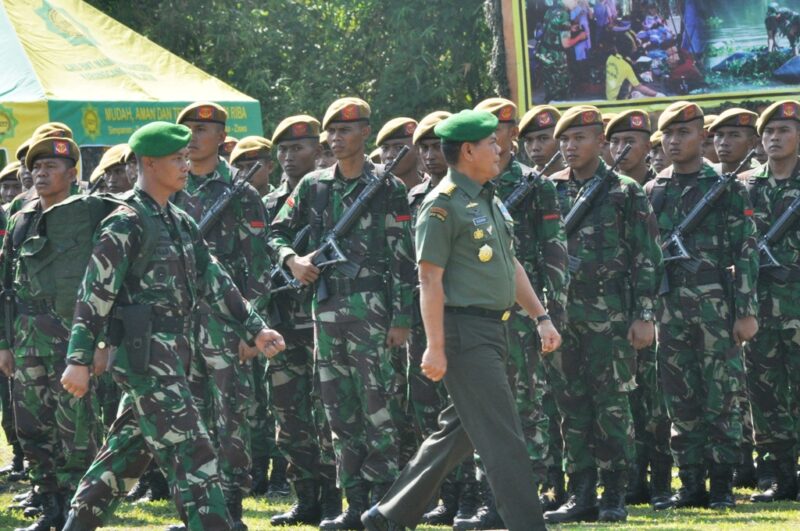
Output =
[
  {"x1": 103, "y1": 192, "x2": 159, "y2": 280},
  {"x1": 650, "y1": 180, "x2": 668, "y2": 216}
]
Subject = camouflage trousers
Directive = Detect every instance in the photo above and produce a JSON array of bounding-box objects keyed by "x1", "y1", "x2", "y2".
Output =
[
  {"x1": 315, "y1": 317, "x2": 399, "y2": 489},
  {"x1": 248, "y1": 355, "x2": 278, "y2": 462},
  {"x1": 658, "y1": 317, "x2": 743, "y2": 466},
  {"x1": 14, "y1": 349, "x2": 98, "y2": 494},
  {"x1": 543, "y1": 320, "x2": 636, "y2": 473},
  {"x1": 630, "y1": 344, "x2": 672, "y2": 464},
  {"x1": 96, "y1": 370, "x2": 122, "y2": 430},
  {"x1": 392, "y1": 339, "x2": 420, "y2": 468},
  {"x1": 744, "y1": 327, "x2": 800, "y2": 461},
  {"x1": 189, "y1": 311, "x2": 254, "y2": 498},
  {"x1": 267, "y1": 327, "x2": 336, "y2": 483},
  {"x1": 407, "y1": 322, "x2": 449, "y2": 439}
]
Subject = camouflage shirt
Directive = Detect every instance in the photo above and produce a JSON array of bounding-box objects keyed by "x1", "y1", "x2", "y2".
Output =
[
  {"x1": 551, "y1": 158, "x2": 663, "y2": 322},
  {"x1": 173, "y1": 157, "x2": 271, "y2": 315},
  {"x1": 67, "y1": 187, "x2": 266, "y2": 366},
  {"x1": 742, "y1": 159, "x2": 800, "y2": 327},
  {"x1": 269, "y1": 158, "x2": 415, "y2": 327},
  {"x1": 495, "y1": 156, "x2": 568, "y2": 325}
]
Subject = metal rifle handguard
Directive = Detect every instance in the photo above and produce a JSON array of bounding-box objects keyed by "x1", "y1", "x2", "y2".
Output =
[
  {"x1": 504, "y1": 151, "x2": 562, "y2": 210},
  {"x1": 198, "y1": 161, "x2": 263, "y2": 236}
]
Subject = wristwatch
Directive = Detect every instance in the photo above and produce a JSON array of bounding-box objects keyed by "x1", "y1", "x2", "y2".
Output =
[
  {"x1": 640, "y1": 309, "x2": 655, "y2": 322},
  {"x1": 536, "y1": 314, "x2": 552, "y2": 324}
]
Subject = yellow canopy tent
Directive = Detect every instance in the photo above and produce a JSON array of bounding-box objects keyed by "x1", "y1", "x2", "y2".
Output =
[{"x1": 0, "y1": 0, "x2": 263, "y2": 168}]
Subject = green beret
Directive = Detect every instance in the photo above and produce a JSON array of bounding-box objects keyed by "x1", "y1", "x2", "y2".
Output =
[
  {"x1": 434, "y1": 110, "x2": 498, "y2": 143},
  {"x1": 658, "y1": 101, "x2": 703, "y2": 131},
  {"x1": 230, "y1": 136, "x2": 272, "y2": 165},
  {"x1": 322, "y1": 97, "x2": 371, "y2": 130},
  {"x1": 177, "y1": 101, "x2": 228, "y2": 125},
  {"x1": 708, "y1": 108, "x2": 758, "y2": 133},
  {"x1": 413, "y1": 111, "x2": 452, "y2": 144},
  {"x1": 605, "y1": 109, "x2": 651, "y2": 137},
  {"x1": 474, "y1": 97, "x2": 517, "y2": 123},
  {"x1": 757, "y1": 100, "x2": 800, "y2": 135},
  {"x1": 376, "y1": 117, "x2": 417, "y2": 146},
  {"x1": 554, "y1": 105, "x2": 603, "y2": 138},
  {"x1": 0, "y1": 161, "x2": 21, "y2": 183},
  {"x1": 129, "y1": 121, "x2": 192, "y2": 157},
  {"x1": 25, "y1": 136, "x2": 80, "y2": 171},
  {"x1": 272, "y1": 115, "x2": 321, "y2": 145},
  {"x1": 519, "y1": 105, "x2": 560, "y2": 135}
]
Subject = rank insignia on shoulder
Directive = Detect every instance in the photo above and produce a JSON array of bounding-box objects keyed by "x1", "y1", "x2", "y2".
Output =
[
  {"x1": 478, "y1": 244, "x2": 493, "y2": 262},
  {"x1": 430, "y1": 206, "x2": 448, "y2": 221},
  {"x1": 440, "y1": 183, "x2": 457, "y2": 197}
]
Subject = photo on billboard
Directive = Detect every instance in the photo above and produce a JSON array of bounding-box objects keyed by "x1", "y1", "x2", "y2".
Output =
[{"x1": 524, "y1": 0, "x2": 800, "y2": 106}]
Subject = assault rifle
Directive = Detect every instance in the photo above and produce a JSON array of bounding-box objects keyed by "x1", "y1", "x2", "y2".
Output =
[
  {"x1": 284, "y1": 146, "x2": 410, "y2": 303},
  {"x1": 503, "y1": 151, "x2": 562, "y2": 211},
  {"x1": 758, "y1": 193, "x2": 800, "y2": 280},
  {"x1": 658, "y1": 150, "x2": 756, "y2": 294},
  {"x1": 198, "y1": 161, "x2": 263, "y2": 236},
  {"x1": 1, "y1": 240, "x2": 13, "y2": 347},
  {"x1": 564, "y1": 144, "x2": 631, "y2": 273},
  {"x1": 270, "y1": 225, "x2": 311, "y2": 294}
]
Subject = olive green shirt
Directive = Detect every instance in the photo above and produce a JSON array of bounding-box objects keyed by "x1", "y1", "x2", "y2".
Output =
[{"x1": 415, "y1": 168, "x2": 517, "y2": 311}]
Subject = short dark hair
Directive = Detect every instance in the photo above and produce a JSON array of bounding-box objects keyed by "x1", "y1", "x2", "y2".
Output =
[{"x1": 441, "y1": 141, "x2": 464, "y2": 165}]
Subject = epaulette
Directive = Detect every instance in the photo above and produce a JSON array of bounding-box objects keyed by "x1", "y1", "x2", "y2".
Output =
[{"x1": 439, "y1": 182, "x2": 457, "y2": 198}]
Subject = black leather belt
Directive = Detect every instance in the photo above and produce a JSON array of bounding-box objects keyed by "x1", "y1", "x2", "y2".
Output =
[
  {"x1": 669, "y1": 269, "x2": 725, "y2": 287},
  {"x1": 154, "y1": 315, "x2": 190, "y2": 335},
  {"x1": 445, "y1": 306, "x2": 511, "y2": 321},
  {"x1": 325, "y1": 276, "x2": 386, "y2": 297}
]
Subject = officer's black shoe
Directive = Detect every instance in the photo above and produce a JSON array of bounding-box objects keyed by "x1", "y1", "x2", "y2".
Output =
[
  {"x1": 271, "y1": 479, "x2": 322, "y2": 526},
  {"x1": 734, "y1": 445, "x2": 757, "y2": 489},
  {"x1": 361, "y1": 505, "x2": 407, "y2": 531},
  {"x1": 420, "y1": 480, "x2": 458, "y2": 525},
  {"x1": 452, "y1": 478, "x2": 505, "y2": 530},
  {"x1": 163, "y1": 525, "x2": 185, "y2": 531},
  {"x1": 599, "y1": 469, "x2": 628, "y2": 522},
  {"x1": 453, "y1": 477, "x2": 479, "y2": 523},
  {"x1": 625, "y1": 457, "x2": 650, "y2": 505},
  {"x1": 649, "y1": 458, "x2": 673, "y2": 508},
  {"x1": 10, "y1": 489, "x2": 41, "y2": 511},
  {"x1": 249, "y1": 455, "x2": 269, "y2": 496},
  {"x1": 752, "y1": 458, "x2": 798, "y2": 502},
  {"x1": 319, "y1": 482, "x2": 368, "y2": 530},
  {"x1": 757, "y1": 457, "x2": 777, "y2": 492},
  {"x1": 14, "y1": 492, "x2": 64, "y2": 531},
  {"x1": 539, "y1": 466, "x2": 566, "y2": 512},
  {"x1": 226, "y1": 490, "x2": 248, "y2": 531},
  {"x1": 654, "y1": 465, "x2": 707, "y2": 510},
  {"x1": 23, "y1": 504, "x2": 42, "y2": 518},
  {"x1": 267, "y1": 456, "x2": 291, "y2": 498},
  {"x1": 708, "y1": 463, "x2": 735, "y2": 509},
  {"x1": 543, "y1": 468, "x2": 599, "y2": 524},
  {"x1": 63, "y1": 510, "x2": 96, "y2": 531},
  {"x1": 319, "y1": 479, "x2": 343, "y2": 521}
]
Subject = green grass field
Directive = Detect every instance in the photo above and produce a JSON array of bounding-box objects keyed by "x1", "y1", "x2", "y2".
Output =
[{"x1": 1, "y1": 438, "x2": 799, "y2": 530}]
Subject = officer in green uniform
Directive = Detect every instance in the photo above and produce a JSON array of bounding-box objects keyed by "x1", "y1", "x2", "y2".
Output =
[{"x1": 361, "y1": 109, "x2": 561, "y2": 531}]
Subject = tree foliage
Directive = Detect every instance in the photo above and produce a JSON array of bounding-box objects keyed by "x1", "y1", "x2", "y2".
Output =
[{"x1": 88, "y1": 0, "x2": 498, "y2": 135}]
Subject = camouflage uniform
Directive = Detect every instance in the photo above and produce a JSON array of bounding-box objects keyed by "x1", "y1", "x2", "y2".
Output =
[
  {"x1": 67, "y1": 187, "x2": 268, "y2": 530},
  {"x1": 548, "y1": 160, "x2": 662, "y2": 474},
  {"x1": 173, "y1": 157, "x2": 272, "y2": 499},
  {"x1": 645, "y1": 161, "x2": 758, "y2": 467},
  {"x1": 536, "y1": 7, "x2": 571, "y2": 101},
  {"x1": 742, "y1": 161, "x2": 800, "y2": 465},
  {"x1": 496, "y1": 156, "x2": 568, "y2": 481},
  {"x1": 0, "y1": 198, "x2": 99, "y2": 500},
  {"x1": 269, "y1": 158, "x2": 415, "y2": 491},
  {"x1": 0, "y1": 207, "x2": 21, "y2": 467},
  {"x1": 263, "y1": 176, "x2": 336, "y2": 485}
]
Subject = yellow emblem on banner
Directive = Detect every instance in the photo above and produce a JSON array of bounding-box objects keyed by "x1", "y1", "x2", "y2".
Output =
[
  {"x1": 478, "y1": 244, "x2": 492, "y2": 262},
  {"x1": 473, "y1": 228, "x2": 484, "y2": 240}
]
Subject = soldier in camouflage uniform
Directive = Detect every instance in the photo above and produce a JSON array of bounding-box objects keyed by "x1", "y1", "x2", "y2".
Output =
[
  {"x1": 535, "y1": 6, "x2": 571, "y2": 101},
  {"x1": 0, "y1": 136, "x2": 99, "y2": 531},
  {"x1": 645, "y1": 101, "x2": 759, "y2": 510},
  {"x1": 59, "y1": 121, "x2": 285, "y2": 531},
  {"x1": 606, "y1": 110, "x2": 673, "y2": 507},
  {"x1": 264, "y1": 115, "x2": 340, "y2": 526},
  {"x1": 544, "y1": 106, "x2": 662, "y2": 524},
  {"x1": 171, "y1": 102, "x2": 273, "y2": 528},
  {"x1": 269, "y1": 97, "x2": 415, "y2": 530},
  {"x1": 740, "y1": 101, "x2": 800, "y2": 502}
]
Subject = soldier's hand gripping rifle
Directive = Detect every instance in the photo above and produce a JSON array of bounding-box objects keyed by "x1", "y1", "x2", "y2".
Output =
[
  {"x1": 503, "y1": 151, "x2": 562, "y2": 211},
  {"x1": 658, "y1": 150, "x2": 756, "y2": 294},
  {"x1": 285, "y1": 146, "x2": 410, "y2": 303},
  {"x1": 270, "y1": 225, "x2": 311, "y2": 294},
  {"x1": 563, "y1": 144, "x2": 632, "y2": 273},
  {"x1": 757, "y1": 192, "x2": 800, "y2": 280},
  {"x1": 198, "y1": 161, "x2": 263, "y2": 237}
]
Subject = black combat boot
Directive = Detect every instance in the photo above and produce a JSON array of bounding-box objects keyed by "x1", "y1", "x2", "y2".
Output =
[
  {"x1": 319, "y1": 481, "x2": 368, "y2": 530},
  {"x1": 63, "y1": 510, "x2": 96, "y2": 531},
  {"x1": 543, "y1": 468, "x2": 599, "y2": 524},
  {"x1": 540, "y1": 466, "x2": 566, "y2": 512},
  {"x1": 752, "y1": 457, "x2": 798, "y2": 502},
  {"x1": 708, "y1": 463, "x2": 735, "y2": 509},
  {"x1": 453, "y1": 476, "x2": 479, "y2": 523},
  {"x1": 10, "y1": 489, "x2": 41, "y2": 512},
  {"x1": 756, "y1": 456, "x2": 777, "y2": 492},
  {"x1": 270, "y1": 480, "x2": 322, "y2": 526},
  {"x1": 734, "y1": 444, "x2": 757, "y2": 488},
  {"x1": 369, "y1": 482, "x2": 393, "y2": 506},
  {"x1": 319, "y1": 478, "x2": 343, "y2": 521},
  {"x1": 599, "y1": 469, "x2": 628, "y2": 522},
  {"x1": 452, "y1": 477, "x2": 504, "y2": 530},
  {"x1": 0, "y1": 442, "x2": 24, "y2": 475},
  {"x1": 267, "y1": 456, "x2": 291, "y2": 498},
  {"x1": 145, "y1": 467, "x2": 171, "y2": 502},
  {"x1": 14, "y1": 491, "x2": 64, "y2": 531},
  {"x1": 649, "y1": 458, "x2": 673, "y2": 508},
  {"x1": 249, "y1": 455, "x2": 270, "y2": 496},
  {"x1": 226, "y1": 490, "x2": 248, "y2": 531},
  {"x1": 654, "y1": 465, "x2": 707, "y2": 510},
  {"x1": 625, "y1": 456, "x2": 650, "y2": 505},
  {"x1": 420, "y1": 480, "x2": 458, "y2": 525}
]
